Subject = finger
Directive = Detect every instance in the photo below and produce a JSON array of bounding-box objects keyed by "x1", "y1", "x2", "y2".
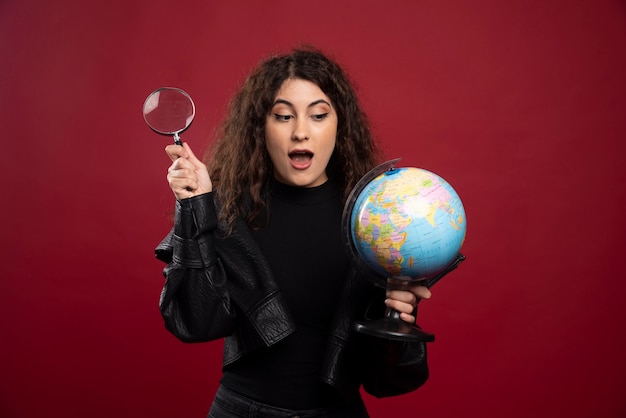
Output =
[
  {"x1": 406, "y1": 283, "x2": 432, "y2": 300},
  {"x1": 167, "y1": 167, "x2": 197, "y2": 183},
  {"x1": 181, "y1": 142, "x2": 204, "y2": 167},
  {"x1": 165, "y1": 143, "x2": 188, "y2": 161},
  {"x1": 168, "y1": 159, "x2": 198, "y2": 182},
  {"x1": 168, "y1": 155, "x2": 196, "y2": 172},
  {"x1": 165, "y1": 145, "x2": 190, "y2": 163},
  {"x1": 386, "y1": 289, "x2": 418, "y2": 305},
  {"x1": 384, "y1": 296, "x2": 416, "y2": 315},
  {"x1": 384, "y1": 297, "x2": 418, "y2": 325},
  {"x1": 167, "y1": 165, "x2": 198, "y2": 186},
  {"x1": 399, "y1": 312, "x2": 416, "y2": 324}
]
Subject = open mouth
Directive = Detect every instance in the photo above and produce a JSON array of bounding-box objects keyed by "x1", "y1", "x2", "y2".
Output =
[
  {"x1": 288, "y1": 150, "x2": 314, "y2": 169},
  {"x1": 289, "y1": 150, "x2": 313, "y2": 163}
]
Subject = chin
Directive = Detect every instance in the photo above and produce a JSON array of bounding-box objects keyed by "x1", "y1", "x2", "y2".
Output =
[
  {"x1": 275, "y1": 167, "x2": 327, "y2": 188},
  {"x1": 281, "y1": 177, "x2": 318, "y2": 188}
]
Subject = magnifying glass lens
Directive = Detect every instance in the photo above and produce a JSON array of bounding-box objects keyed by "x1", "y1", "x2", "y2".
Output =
[{"x1": 143, "y1": 87, "x2": 195, "y2": 145}]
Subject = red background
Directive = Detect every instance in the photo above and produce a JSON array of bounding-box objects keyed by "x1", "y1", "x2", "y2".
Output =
[{"x1": 1, "y1": 1, "x2": 625, "y2": 417}]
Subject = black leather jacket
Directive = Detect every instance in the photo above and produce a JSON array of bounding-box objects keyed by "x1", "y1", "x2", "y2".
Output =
[{"x1": 155, "y1": 193, "x2": 429, "y2": 398}]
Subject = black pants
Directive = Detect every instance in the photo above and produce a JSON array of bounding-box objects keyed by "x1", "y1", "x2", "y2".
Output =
[{"x1": 207, "y1": 384, "x2": 370, "y2": 418}]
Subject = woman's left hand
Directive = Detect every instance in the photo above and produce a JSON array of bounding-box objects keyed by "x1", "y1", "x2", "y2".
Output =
[{"x1": 385, "y1": 281, "x2": 432, "y2": 324}]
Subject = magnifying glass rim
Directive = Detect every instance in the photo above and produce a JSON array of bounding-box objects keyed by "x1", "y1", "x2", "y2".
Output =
[{"x1": 142, "y1": 86, "x2": 196, "y2": 135}]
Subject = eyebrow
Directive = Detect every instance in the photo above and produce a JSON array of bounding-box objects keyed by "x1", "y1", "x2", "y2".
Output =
[{"x1": 272, "y1": 99, "x2": 332, "y2": 109}]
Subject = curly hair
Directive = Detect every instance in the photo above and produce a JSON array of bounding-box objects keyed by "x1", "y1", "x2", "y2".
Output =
[{"x1": 205, "y1": 46, "x2": 383, "y2": 231}]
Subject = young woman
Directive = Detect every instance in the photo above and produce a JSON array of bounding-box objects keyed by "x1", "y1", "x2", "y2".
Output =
[{"x1": 155, "y1": 47, "x2": 432, "y2": 417}]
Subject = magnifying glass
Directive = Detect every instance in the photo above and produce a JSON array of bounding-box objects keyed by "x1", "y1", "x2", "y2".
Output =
[{"x1": 142, "y1": 87, "x2": 195, "y2": 145}]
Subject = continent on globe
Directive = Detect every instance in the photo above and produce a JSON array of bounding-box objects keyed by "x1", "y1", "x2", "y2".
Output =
[{"x1": 350, "y1": 167, "x2": 466, "y2": 280}]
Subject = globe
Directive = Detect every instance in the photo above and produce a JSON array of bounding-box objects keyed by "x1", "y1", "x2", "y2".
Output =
[{"x1": 349, "y1": 166, "x2": 466, "y2": 281}]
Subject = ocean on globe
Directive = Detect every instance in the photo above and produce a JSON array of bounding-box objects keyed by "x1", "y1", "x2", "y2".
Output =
[{"x1": 350, "y1": 167, "x2": 466, "y2": 280}]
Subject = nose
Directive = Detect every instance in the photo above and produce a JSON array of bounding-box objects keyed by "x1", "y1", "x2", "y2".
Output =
[{"x1": 292, "y1": 119, "x2": 309, "y2": 141}]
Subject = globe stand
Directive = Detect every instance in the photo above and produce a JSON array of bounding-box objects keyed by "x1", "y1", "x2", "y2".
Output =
[
  {"x1": 353, "y1": 254, "x2": 465, "y2": 342},
  {"x1": 354, "y1": 309, "x2": 434, "y2": 342},
  {"x1": 355, "y1": 279, "x2": 435, "y2": 342}
]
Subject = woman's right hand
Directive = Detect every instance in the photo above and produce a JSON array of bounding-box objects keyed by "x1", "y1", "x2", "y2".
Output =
[{"x1": 165, "y1": 142, "x2": 212, "y2": 200}]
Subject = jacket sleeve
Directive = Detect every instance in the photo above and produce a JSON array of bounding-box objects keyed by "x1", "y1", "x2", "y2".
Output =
[{"x1": 155, "y1": 193, "x2": 237, "y2": 343}]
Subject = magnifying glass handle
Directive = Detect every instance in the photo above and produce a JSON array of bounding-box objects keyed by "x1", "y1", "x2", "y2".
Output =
[{"x1": 173, "y1": 133, "x2": 182, "y2": 146}]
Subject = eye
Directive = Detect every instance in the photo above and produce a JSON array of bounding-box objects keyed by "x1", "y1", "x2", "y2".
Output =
[
  {"x1": 273, "y1": 113, "x2": 292, "y2": 122},
  {"x1": 311, "y1": 113, "x2": 329, "y2": 121}
]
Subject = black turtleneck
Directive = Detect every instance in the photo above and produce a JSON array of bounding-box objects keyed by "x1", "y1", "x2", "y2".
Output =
[{"x1": 220, "y1": 179, "x2": 350, "y2": 409}]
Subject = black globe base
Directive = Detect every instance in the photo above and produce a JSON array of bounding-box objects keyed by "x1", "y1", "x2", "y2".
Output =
[{"x1": 354, "y1": 315, "x2": 435, "y2": 342}]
